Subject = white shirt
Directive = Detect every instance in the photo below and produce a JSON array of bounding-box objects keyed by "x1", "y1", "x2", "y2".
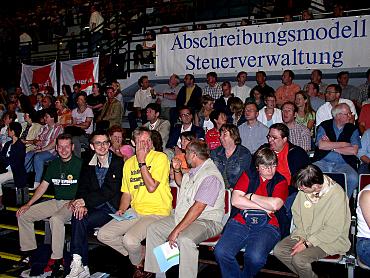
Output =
[
  {"x1": 20, "y1": 32, "x2": 32, "y2": 43},
  {"x1": 257, "y1": 107, "x2": 283, "y2": 127},
  {"x1": 72, "y1": 107, "x2": 94, "y2": 134},
  {"x1": 357, "y1": 184, "x2": 370, "y2": 238},
  {"x1": 231, "y1": 84, "x2": 251, "y2": 102},
  {"x1": 177, "y1": 124, "x2": 192, "y2": 147},
  {"x1": 133, "y1": 87, "x2": 154, "y2": 109},
  {"x1": 315, "y1": 98, "x2": 358, "y2": 127}
]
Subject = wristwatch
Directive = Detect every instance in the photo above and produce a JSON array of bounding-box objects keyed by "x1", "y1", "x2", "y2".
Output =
[{"x1": 138, "y1": 162, "x2": 146, "y2": 168}]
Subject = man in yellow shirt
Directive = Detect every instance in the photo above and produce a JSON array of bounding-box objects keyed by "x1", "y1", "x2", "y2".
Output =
[{"x1": 97, "y1": 127, "x2": 172, "y2": 276}]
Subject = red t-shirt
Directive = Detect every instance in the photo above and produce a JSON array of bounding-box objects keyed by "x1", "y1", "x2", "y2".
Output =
[
  {"x1": 205, "y1": 128, "x2": 221, "y2": 150},
  {"x1": 233, "y1": 171, "x2": 289, "y2": 227},
  {"x1": 359, "y1": 104, "x2": 370, "y2": 131},
  {"x1": 276, "y1": 143, "x2": 291, "y2": 185}
]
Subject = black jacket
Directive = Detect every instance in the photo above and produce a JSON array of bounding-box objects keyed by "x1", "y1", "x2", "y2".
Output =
[
  {"x1": 0, "y1": 139, "x2": 27, "y2": 187},
  {"x1": 166, "y1": 124, "x2": 205, "y2": 149},
  {"x1": 76, "y1": 152, "x2": 124, "y2": 210},
  {"x1": 176, "y1": 84, "x2": 202, "y2": 112}
]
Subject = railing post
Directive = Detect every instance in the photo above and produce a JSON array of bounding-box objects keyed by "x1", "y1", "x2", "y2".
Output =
[{"x1": 127, "y1": 36, "x2": 131, "y2": 78}]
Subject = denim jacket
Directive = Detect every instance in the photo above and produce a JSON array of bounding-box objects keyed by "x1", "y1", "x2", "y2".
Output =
[{"x1": 211, "y1": 144, "x2": 252, "y2": 189}]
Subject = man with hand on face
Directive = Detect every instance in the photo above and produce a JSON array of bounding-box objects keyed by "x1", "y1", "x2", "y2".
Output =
[
  {"x1": 66, "y1": 130, "x2": 123, "y2": 278},
  {"x1": 17, "y1": 134, "x2": 82, "y2": 277},
  {"x1": 97, "y1": 127, "x2": 172, "y2": 277},
  {"x1": 144, "y1": 140, "x2": 225, "y2": 278}
]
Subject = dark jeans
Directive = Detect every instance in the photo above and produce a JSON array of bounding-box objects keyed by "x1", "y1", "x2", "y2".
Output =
[
  {"x1": 357, "y1": 237, "x2": 370, "y2": 267},
  {"x1": 214, "y1": 219, "x2": 280, "y2": 278},
  {"x1": 70, "y1": 205, "x2": 112, "y2": 266},
  {"x1": 128, "y1": 110, "x2": 147, "y2": 130}
]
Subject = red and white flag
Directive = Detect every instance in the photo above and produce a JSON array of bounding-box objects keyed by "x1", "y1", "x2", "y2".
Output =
[
  {"x1": 60, "y1": 57, "x2": 99, "y2": 94},
  {"x1": 20, "y1": 62, "x2": 57, "y2": 95}
]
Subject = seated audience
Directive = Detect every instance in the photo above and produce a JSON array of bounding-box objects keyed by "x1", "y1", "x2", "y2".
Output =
[
  {"x1": 108, "y1": 125, "x2": 134, "y2": 161},
  {"x1": 356, "y1": 182, "x2": 370, "y2": 268},
  {"x1": 257, "y1": 93, "x2": 283, "y2": 128},
  {"x1": 0, "y1": 122, "x2": 26, "y2": 210},
  {"x1": 171, "y1": 131, "x2": 196, "y2": 180},
  {"x1": 166, "y1": 106, "x2": 205, "y2": 152},
  {"x1": 313, "y1": 103, "x2": 360, "y2": 197},
  {"x1": 316, "y1": 84, "x2": 357, "y2": 128},
  {"x1": 275, "y1": 70, "x2": 301, "y2": 108},
  {"x1": 359, "y1": 103, "x2": 370, "y2": 134},
  {"x1": 66, "y1": 130, "x2": 124, "y2": 278},
  {"x1": 282, "y1": 102, "x2": 311, "y2": 152},
  {"x1": 86, "y1": 83, "x2": 106, "y2": 120},
  {"x1": 55, "y1": 96, "x2": 72, "y2": 127},
  {"x1": 214, "y1": 81, "x2": 233, "y2": 117},
  {"x1": 252, "y1": 71, "x2": 275, "y2": 98},
  {"x1": 301, "y1": 9, "x2": 313, "y2": 20},
  {"x1": 128, "y1": 75, "x2": 154, "y2": 130},
  {"x1": 294, "y1": 91, "x2": 315, "y2": 132},
  {"x1": 97, "y1": 127, "x2": 172, "y2": 277},
  {"x1": 203, "y1": 71, "x2": 223, "y2": 99},
  {"x1": 211, "y1": 124, "x2": 252, "y2": 188},
  {"x1": 144, "y1": 140, "x2": 225, "y2": 278},
  {"x1": 143, "y1": 103, "x2": 170, "y2": 149},
  {"x1": 358, "y1": 68, "x2": 370, "y2": 105},
  {"x1": 358, "y1": 129, "x2": 370, "y2": 174},
  {"x1": 305, "y1": 82, "x2": 325, "y2": 112},
  {"x1": 228, "y1": 97, "x2": 245, "y2": 126},
  {"x1": 150, "y1": 130, "x2": 164, "y2": 153},
  {"x1": 34, "y1": 93, "x2": 43, "y2": 111},
  {"x1": 20, "y1": 113, "x2": 42, "y2": 153},
  {"x1": 17, "y1": 134, "x2": 81, "y2": 277},
  {"x1": 304, "y1": 69, "x2": 327, "y2": 95},
  {"x1": 239, "y1": 102, "x2": 269, "y2": 154},
  {"x1": 205, "y1": 110, "x2": 227, "y2": 151},
  {"x1": 245, "y1": 87, "x2": 265, "y2": 110},
  {"x1": 24, "y1": 108, "x2": 63, "y2": 190},
  {"x1": 195, "y1": 95, "x2": 214, "y2": 132},
  {"x1": 337, "y1": 71, "x2": 363, "y2": 108},
  {"x1": 0, "y1": 112, "x2": 17, "y2": 148},
  {"x1": 112, "y1": 80, "x2": 123, "y2": 104},
  {"x1": 176, "y1": 73, "x2": 202, "y2": 113},
  {"x1": 214, "y1": 147, "x2": 288, "y2": 278},
  {"x1": 274, "y1": 165, "x2": 351, "y2": 278},
  {"x1": 69, "y1": 93, "x2": 94, "y2": 158},
  {"x1": 96, "y1": 86, "x2": 123, "y2": 130},
  {"x1": 231, "y1": 71, "x2": 251, "y2": 102}
]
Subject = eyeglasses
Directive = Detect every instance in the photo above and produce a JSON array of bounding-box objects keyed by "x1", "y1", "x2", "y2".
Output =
[
  {"x1": 338, "y1": 112, "x2": 351, "y2": 116},
  {"x1": 259, "y1": 164, "x2": 277, "y2": 170},
  {"x1": 266, "y1": 135, "x2": 281, "y2": 141},
  {"x1": 93, "y1": 141, "x2": 110, "y2": 147}
]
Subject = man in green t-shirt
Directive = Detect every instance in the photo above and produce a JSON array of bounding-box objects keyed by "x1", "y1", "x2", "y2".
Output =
[{"x1": 17, "y1": 133, "x2": 82, "y2": 277}]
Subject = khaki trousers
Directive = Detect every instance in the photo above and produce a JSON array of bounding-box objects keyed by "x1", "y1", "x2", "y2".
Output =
[
  {"x1": 273, "y1": 236, "x2": 327, "y2": 278},
  {"x1": 0, "y1": 170, "x2": 13, "y2": 196},
  {"x1": 97, "y1": 209, "x2": 165, "y2": 266},
  {"x1": 18, "y1": 199, "x2": 72, "y2": 259},
  {"x1": 144, "y1": 215, "x2": 223, "y2": 278}
]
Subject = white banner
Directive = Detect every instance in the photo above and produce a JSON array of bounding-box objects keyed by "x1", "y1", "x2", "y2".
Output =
[
  {"x1": 20, "y1": 62, "x2": 57, "y2": 95},
  {"x1": 60, "y1": 57, "x2": 99, "y2": 94},
  {"x1": 156, "y1": 15, "x2": 370, "y2": 76}
]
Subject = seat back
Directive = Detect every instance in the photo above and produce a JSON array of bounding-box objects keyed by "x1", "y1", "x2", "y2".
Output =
[
  {"x1": 324, "y1": 172, "x2": 347, "y2": 193},
  {"x1": 222, "y1": 189, "x2": 231, "y2": 226},
  {"x1": 359, "y1": 174, "x2": 370, "y2": 192}
]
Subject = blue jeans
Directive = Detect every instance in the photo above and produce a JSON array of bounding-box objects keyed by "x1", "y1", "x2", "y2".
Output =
[
  {"x1": 214, "y1": 219, "x2": 280, "y2": 278},
  {"x1": 25, "y1": 151, "x2": 56, "y2": 183},
  {"x1": 313, "y1": 160, "x2": 358, "y2": 197},
  {"x1": 357, "y1": 237, "x2": 370, "y2": 267},
  {"x1": 70, "y1": 205, "x2": 112, "y2": 266}
]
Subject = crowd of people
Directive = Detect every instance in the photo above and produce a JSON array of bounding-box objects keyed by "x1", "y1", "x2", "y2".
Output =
[{"x1": 0, "y1": 65, "x2": 368, "y2": 277}]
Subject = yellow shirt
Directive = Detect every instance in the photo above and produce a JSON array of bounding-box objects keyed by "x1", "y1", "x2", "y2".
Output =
[
  {"x1": 122, "y1": 150, "x2": 172, "y2": 216},
  {"x1": 185, "y1": 85, "x2": 195, "y2": 105}
]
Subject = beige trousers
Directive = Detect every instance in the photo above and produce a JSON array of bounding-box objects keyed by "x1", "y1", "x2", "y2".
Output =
[
  {"x1": 273, "y1": 236, "x2": 328, "y2": 278},
  {"x1": 0, "y1": 170, "x2": 13, "y2": 196},
  {"x1": 144, "y1": 215, "x2": 223, "y2": 278},
  {"x1": 97, "y1": 209, "x2": 165, "y2": 266},
  {"x1": 18, "y1": 199, "x2": 72, "y2": 259}
]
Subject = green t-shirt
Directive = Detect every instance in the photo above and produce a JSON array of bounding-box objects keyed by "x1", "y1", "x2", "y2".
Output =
[{"x1": 43, "y1": 155, "x2": 82, "y2": 200}]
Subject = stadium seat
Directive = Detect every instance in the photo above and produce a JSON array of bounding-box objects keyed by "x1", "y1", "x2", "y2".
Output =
[{"x1": 359, "y1": 174, "x2": 370, "y2": 192}]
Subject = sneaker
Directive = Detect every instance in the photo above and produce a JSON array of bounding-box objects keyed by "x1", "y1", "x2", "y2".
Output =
[
  {"x1": 44, "y1": 258, "x2": 63, "y2": 277},
  {"x1": 20, "y1": 268, "x2": 51, "y2": 278},
  {"x1": 66, "y1": 254, "x2": 90, "y2": 278},
  {"x1": 29, "y1": 182, "x2": 40, "y2": 190}
]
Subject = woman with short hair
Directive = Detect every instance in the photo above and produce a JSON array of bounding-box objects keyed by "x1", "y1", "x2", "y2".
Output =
[
  {"x1": 274, "y1": 164, "x2": 351, "y2": 278},
  {"x1": 214, "y1": 147, "x2": 288, "y2": 277}
]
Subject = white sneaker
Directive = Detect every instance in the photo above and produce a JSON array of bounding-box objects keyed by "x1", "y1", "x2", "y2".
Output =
[
  {"x1": 20, "y1": 268, "x2": 51, "y2": 278},
  {"x1": 29, "y1": 182, "x2": 40, "y2": 190},
  {"x1": 66, "y1": 254, "x2": 90, "y2": 278}
]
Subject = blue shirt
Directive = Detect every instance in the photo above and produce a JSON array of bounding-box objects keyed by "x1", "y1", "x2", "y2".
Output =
[
  {"x1": 358, "y1": 129, "x2": 370, "y2": 161},
  {"x1": 316, "y1": 122, "x2": 361, "y2": 164}
]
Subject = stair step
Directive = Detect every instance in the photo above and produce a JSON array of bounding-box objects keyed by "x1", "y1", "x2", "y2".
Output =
[
  {"x1": 0, "y1": 224, "x2": 45, "y2": 235},
  {"x1": 0, "y1": 251, "x2": 22, "y2": 262}
]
